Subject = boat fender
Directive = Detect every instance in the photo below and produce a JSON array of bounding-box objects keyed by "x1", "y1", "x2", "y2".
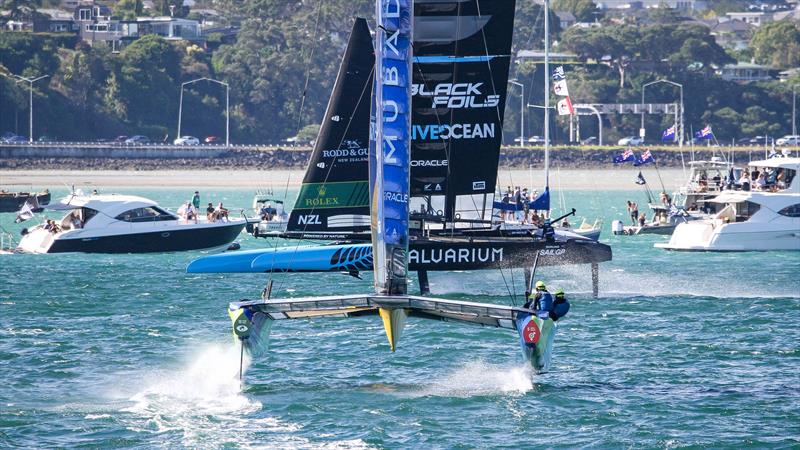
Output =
[{"x1": 20, "y1": 228, "x2": 28, "y2": 236}]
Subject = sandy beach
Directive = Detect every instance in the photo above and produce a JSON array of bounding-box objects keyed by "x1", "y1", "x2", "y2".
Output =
[{"x1": 1, "y1": 168, "x2": 688, "y2": 191}]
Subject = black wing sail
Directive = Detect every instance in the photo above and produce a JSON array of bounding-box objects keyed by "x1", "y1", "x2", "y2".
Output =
[
  {"x1": 285, "y1": 18, "x2": 375, "y2": 239},
  {"x1": 411, "y1": 0, "x2": 516, "y2": 218}
]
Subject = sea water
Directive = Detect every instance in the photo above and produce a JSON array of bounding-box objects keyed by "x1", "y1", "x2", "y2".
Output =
[{"x1": 0, "y1": 187, "x2": 798, "y2": 448}]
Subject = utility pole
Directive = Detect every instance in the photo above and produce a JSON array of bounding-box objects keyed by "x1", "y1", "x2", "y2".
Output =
[{"x1": 793, "y1": 85, "x2": 797, "y2": 137}]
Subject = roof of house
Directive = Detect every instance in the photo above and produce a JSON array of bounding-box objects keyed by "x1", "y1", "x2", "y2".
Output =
[
  {"x1": 711, "y1": 19, "x2": 754, "y2": 33},
  {"x1": 555, "y1": 11, "x2": 576, "y2": 22}
]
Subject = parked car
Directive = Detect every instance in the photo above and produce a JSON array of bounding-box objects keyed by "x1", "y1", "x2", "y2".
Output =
[
  {"x1": 775, "y1": 135, "x2": 800, "y2": 146},
  {"x1": 617, "y1": 136, "x2": 644, "y2": 146},
  {"x1": 527, "y1": 135, "x2": 550, "y2": 145},
  {"x1": 204, "y1": 136, "x2": 220, "y2": 144},
  {"x1": 4, "y1": 135, "x2": 28, "y2": 143},
  {"x1": 174, "y1": 136, "x2": 200, "y2": 145},
  {"x1": 580, "y1": 136, "x2": 597, "y2": 145},
  {"x1": 37, "y1": 135, "x2": 57, "y2": 142},
  {"x1": 1, "y1": 132, "x2": 19, "y2": 142},
  {"x1": 113, "y1": 135, "x2": 129, "y2": 143},
  {"x1": 125, "y1": 135, "x2": 150, "y2": 144}
]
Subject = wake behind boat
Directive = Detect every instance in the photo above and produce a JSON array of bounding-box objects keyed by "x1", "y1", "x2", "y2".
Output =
[{"x1": 16, "y1": 194, "x2": 245, "y2": 253}]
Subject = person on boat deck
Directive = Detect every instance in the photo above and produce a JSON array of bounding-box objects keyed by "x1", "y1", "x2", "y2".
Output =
[
  {"x1": 522, "y1": 188, "x2": 530, "y2": 224},
  {"x1": 215, "y1": 202, "x2": 229, "y2": 221},
  {"x1": 186, "y1": 203, "x2": 197, "y2": 224},
  {"x1": 740, "y1": 171, "x2": 751, "y2": 191},
  {"x1": 514, "y1": 187, "x2": 522, "y2": 221},
  {"x1": 70, "y1": 211, "x2": 82, "y2": 229},
  {"x1": 561, "y1": 218, "x2": 570, "y2": 228},
  {"x1": 756, "y1": 172, "x2": 767, "y2": 190},
  {"x1": 192, "y1": 191, "x2": 201, "y2": 212},
  {"x1": 627, "y1": 201, "x2": 638, "y2": 225},
  {"x1": 638, "y1": 212, "x2": 646, "y2": 227},
  {"x1": 500, "y1": 190, "x2": 510, "y2": 221},
  {"x1": 206, "y1": 202, "x2": 215, "y2": 221},
  {"x1": 43, "y1": 220, "x2": 53, "y2": 232},
  {"x1": 524, "y1": 281, "x2": 554, "y2": 318}
]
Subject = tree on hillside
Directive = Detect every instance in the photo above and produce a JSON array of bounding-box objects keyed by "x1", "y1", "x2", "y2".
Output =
[
  {"x1": 552, "y1": 0, "x2": 600, "y2": 23},
  {"x1": 105, "y1": 35, "x2": 181, "y2": 133},
  {"x1": 750, "y1": 21, "x2": 800, "y2": 69},
  {"x1": 115, "y1": 0, "x2": 143, "y2": 20},
  {"x1": 560, "y1": 25, "x2": 637, "y2": 88}
]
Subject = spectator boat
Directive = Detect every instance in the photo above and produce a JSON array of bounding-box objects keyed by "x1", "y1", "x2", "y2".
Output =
[
  {"x1": 16, "y1": 194, "x2": 246, "y2": 254},
  {"x1": 655, "y1": 157, "x2": 800, "y2": 251},
  {"x1": 0, "y1": 189, "x2": 50, "y2": 213}
]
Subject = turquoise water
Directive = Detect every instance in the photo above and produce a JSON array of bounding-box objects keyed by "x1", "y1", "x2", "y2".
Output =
[{"x1": 1, "y1": 187, "x2": 798, "y2": 448}]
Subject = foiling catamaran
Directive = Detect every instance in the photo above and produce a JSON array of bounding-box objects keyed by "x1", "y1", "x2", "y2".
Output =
[
  {"x1": 190, "y1": 0, "x2": 612, "y2": 296},
  {"x1": 228, "y1": 0, "x2": 566, "y2": 373}
]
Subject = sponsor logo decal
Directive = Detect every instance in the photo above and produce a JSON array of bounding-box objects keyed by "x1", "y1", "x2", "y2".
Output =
[
  {"x1": 473, "y1": 181, "x2": 486, "y2": 190},
  {"x1": 412, "y1": 82, "x2": 500, "y2": 109},
  {"x1": 384, "y1": 191, "x2": 409, "y2": 203},
  {"x1": 408, "y1": 247, "x2": 503, "y2": 264},
  {"x1": 538, "y1": 247, "x2": 566, "y2": 256},
  {"x1": 297, "y1": 214, "x2": 322, "y2": 225},
  {"x1": 523, "y1": 320, "x2": 540, "y2": 344},
  {"x1": 411, "y1": 159, "x2": 448, "y2": 167},
  {"x1": 412, "y1": 123, "x2": 495, "y2": 140}
]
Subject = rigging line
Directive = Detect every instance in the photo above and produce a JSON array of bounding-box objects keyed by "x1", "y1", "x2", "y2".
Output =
[
  {"x1": 509, "y1": 264, "x2": 518, "y2": 305},
  {"x1": 497, "y1": 263, "x2": 517, "y2": 306},
  {"x1": 294, "y1": 0, "x2": 325, "y2": 137}
]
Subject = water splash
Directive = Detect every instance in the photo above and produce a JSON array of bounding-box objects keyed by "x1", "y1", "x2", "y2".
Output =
[
  {"x1": 122, "y1": 343, "x2": 259, "y2": 445},
  {"x1": 413, "y1": 360, "x2": 533, "y2": 398}
]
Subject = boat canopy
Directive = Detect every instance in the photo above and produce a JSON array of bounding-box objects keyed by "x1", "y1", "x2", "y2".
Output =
[{"x1": 46, "y1": 194, "x2": 159, "y2": 216}]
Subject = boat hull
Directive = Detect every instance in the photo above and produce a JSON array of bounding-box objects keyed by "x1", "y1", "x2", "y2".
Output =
[
  {"x1": 187, "y1": 237, "x2": 612, "y2": 273},
  {"x1": 21, "y1": 222, "x2": 245, "y2": 254}
]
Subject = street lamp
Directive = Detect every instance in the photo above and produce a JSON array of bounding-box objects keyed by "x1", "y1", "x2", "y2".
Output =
[
  {"x1": 7, "y1": 74, "x2": 50, "y2": 143},
  {"x1": 178, "y1": 77, "x2": 230, "y2": 146},
  {"x1": 792, "y1": 85, "x2": 797, "y2": 137},
  {"x1": 508, "y1": 79, "x2": 524, "y2": 147},
  {"x1": 641, "y1": 78, "x2": 684, "y2": 148}
]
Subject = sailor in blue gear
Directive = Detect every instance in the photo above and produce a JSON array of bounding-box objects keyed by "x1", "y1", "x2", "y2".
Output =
[
  {"x1": 550, "y1": 289, "x2": 570, "y2": 321},
  {"x1": 524, "y1": 281, "x2": 553, "y2": 318},
  {"x1": 543, "y1": 218, "x2": 555, "y2": 241}
]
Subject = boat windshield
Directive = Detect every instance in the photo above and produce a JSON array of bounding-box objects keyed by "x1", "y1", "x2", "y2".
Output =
[
  {"x1": 115, "y1": 206, "x2": 177, "y2": 222},
  {"x1": 745, "y1": 165, "x2": 796, "y2": 192}
]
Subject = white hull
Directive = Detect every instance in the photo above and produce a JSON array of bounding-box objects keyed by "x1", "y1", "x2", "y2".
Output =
[{"x1": 656, "y1": 221, "x2": 800, "y2": 252}]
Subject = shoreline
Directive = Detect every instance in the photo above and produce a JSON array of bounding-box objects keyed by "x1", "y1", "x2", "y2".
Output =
[{"x1": 1, "y1": 168, "x2": 688, "y2": 191}]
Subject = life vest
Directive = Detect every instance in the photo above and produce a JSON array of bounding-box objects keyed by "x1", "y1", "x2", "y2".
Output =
[{"x1": 535, "y1": 291, "x2": 553, "y2": 317}]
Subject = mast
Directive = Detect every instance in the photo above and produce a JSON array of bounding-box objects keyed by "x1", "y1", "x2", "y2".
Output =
[
  {"x1": 543, "y1": 0, "x2": 550, "y2": 192},
  {"x1": 371, "y1": 0, "x2": 412, "y2": 295}
]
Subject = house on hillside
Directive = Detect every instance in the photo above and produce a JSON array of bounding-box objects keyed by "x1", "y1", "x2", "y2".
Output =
[
  {"x1": 33, "y1": 8, "x2": 77, "y2": 33},
  {"x1": 726, "y1": 11, "x2": 774, "y2": 26},
  {"x1": 710, "y1": 19, "x2": 754, "y2": 50},
  {"x1": 554, "y1": 11, "x2": 577, "y2": 28},
  {"x1": 717, "y1": 62, "x2": 775, "y2": 82},
  {"x1": 593, "y1": 0, "x2": 707, "y2": 11}
]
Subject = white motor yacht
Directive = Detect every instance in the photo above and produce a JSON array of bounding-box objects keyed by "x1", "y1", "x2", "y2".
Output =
[
  {"x1": 656, "y1": 158, "x2": 800, "y2": 252},
  {"x1": 17, "y1": 194, "x2": 246, "y2": 254}
]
